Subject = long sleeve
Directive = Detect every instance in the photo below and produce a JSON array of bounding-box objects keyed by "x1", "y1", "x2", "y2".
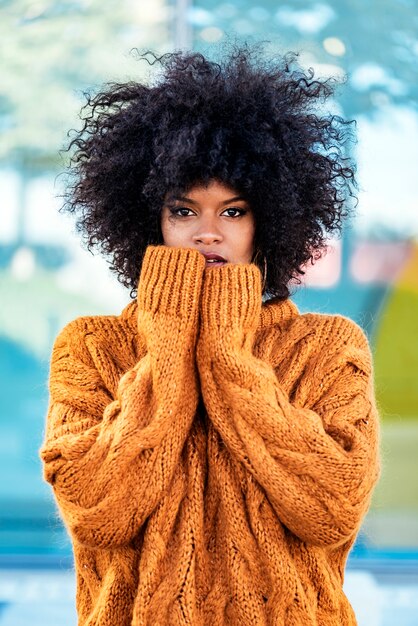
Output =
[
  {"x1": 196, "y1": 263, "x2": 380, "y2": 548},
  {"x1": 40, "y1": 245, "x2": 206, "y2": 549}
]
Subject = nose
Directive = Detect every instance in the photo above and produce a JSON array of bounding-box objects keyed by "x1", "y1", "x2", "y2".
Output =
[{"x1": 192, "y1": 216, "x2": 223, "y2": 245}]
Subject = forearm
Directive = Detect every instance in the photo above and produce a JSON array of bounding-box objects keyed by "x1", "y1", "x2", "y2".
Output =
[
  {"x1": 41, "y1": 245, "x2": 205, "y2": 548},
  {"x1": 197, "y1": 263, "x2": 380, "y2": 546}
]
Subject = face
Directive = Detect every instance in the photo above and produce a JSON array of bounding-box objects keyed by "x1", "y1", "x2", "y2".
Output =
[{"x1": 160, "y1": 179, "x2": 256, "y2": 268}]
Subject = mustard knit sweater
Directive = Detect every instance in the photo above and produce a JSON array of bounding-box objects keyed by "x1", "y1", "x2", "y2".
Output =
[{"x1": 40, "y1": 245, "x2": 380, "y2": 626}]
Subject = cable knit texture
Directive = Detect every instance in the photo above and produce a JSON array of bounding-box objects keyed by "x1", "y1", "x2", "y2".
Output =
[{"x1": 40, "y1": 245, "x2": 380, "y2": 626}]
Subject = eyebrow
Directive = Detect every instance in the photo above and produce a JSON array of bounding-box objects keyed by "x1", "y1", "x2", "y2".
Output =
[{"x1": 168, "y1": 195, "x2": 248, "y2": 205}]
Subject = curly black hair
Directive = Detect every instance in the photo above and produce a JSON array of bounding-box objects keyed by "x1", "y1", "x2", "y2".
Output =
[{"x1": 63, "y1": 43, "x2": 356, "y2": 300}]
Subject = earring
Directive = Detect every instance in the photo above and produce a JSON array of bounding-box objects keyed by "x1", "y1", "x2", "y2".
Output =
[
  {"x1": 262, "y1": 254, "x2": 267, "y2": 292},
  {"x1": 252, "y1": 248, "x2": 268, "y2": 292}
]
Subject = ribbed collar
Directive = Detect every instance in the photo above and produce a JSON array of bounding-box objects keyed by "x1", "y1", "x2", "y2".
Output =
[{"x1": 258, "y1": 296, "x2": 299, "y2": 330}]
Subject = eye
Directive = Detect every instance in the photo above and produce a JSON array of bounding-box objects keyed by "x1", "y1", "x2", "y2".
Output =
[
  {"x1": 169, "y1": 207, "x2": 194, "y2": 217},
  {"x1": 222, "y1": 208, "x2": 248, "y2": 217}
]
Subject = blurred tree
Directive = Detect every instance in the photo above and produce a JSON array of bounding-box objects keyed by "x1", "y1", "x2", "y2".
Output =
[{"x1": 0, "y1": 0, "x2": 171, "y2": 242}]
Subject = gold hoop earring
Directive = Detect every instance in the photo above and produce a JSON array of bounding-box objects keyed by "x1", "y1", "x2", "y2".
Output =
[
  {"x1": 262, "y1": 255, "x2": 267, "y2": 292},
  {"x1": 252, "y1": 249, "x2": 268, "y2": 292}
]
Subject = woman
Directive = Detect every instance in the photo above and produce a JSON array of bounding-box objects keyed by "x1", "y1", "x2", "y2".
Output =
[{"x1": 40, "y1": 46, "x2": 380, "y2": 626}]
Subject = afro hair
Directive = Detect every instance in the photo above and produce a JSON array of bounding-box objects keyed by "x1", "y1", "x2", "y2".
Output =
[{"x1": 63, "y1": 43, "x2": 357, "y2": 300}]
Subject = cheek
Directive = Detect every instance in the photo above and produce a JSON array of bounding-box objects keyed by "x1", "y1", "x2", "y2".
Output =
[
  {"x1": 230, "y1": 222, "x2": 255, "y2": 262},
  {"x1": 243, "y1": 221, "x2": 256, "y2": 253},
  {"x1": 160, "y1": 217, "x2": 169, "y2": 243},
  {"x1": 161, "y1": 216, "x2": 187, "y2": 247}
]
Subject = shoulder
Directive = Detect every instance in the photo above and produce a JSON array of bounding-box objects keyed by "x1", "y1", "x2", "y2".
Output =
[
  {"x1": 263, "y1": 298, "x2": 369, "y2": 352},
  {"x1": 51, "y1": 301, "x2": 140, "y2": 367},
  {"x1": 260, "y1": 301, "x2": 372, "y2": 378},
  {"x1": 299, "y1": 312, "x2": 370, "y2": 352},
  {"x1": 293, "y1": 311, "x2": 373, "y2": 378}
]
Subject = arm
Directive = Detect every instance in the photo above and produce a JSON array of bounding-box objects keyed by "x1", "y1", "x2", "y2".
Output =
[
  {"x1": 40, "y1": 245, "x2": 205, "y2": 548},
  {"x1": 196, "y1": 263, "x2": 380, "y2": 548}
]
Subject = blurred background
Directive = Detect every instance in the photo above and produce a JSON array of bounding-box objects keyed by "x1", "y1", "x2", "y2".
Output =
[{"x1": 0, "y1": 0, "x2": 417, "y2": 624}]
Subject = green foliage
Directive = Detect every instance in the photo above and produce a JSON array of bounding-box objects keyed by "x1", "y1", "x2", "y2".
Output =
[
  {"x1": 0, "y1": 0, "x2": 171, "y2": 170},
  {"x1": 374, "y1": 286, "x2": 418, "y2": 417}
]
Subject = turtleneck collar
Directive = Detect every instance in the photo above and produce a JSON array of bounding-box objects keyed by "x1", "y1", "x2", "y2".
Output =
[{"x1": 257, "y1": 296, "x2": 299, "y2": 330}]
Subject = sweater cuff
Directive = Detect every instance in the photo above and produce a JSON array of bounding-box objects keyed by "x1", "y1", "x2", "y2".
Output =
[
  {"x1": 200, "y1": 263, "x2": 263, "y2": 337},
  {"x1": 137, "y1": 245, "x2": 205, "y2": 319}
]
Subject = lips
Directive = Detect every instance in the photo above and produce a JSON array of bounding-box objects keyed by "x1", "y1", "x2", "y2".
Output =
[{"x1": 202, "y1": 253, "x2": 227, "y2": 263}]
